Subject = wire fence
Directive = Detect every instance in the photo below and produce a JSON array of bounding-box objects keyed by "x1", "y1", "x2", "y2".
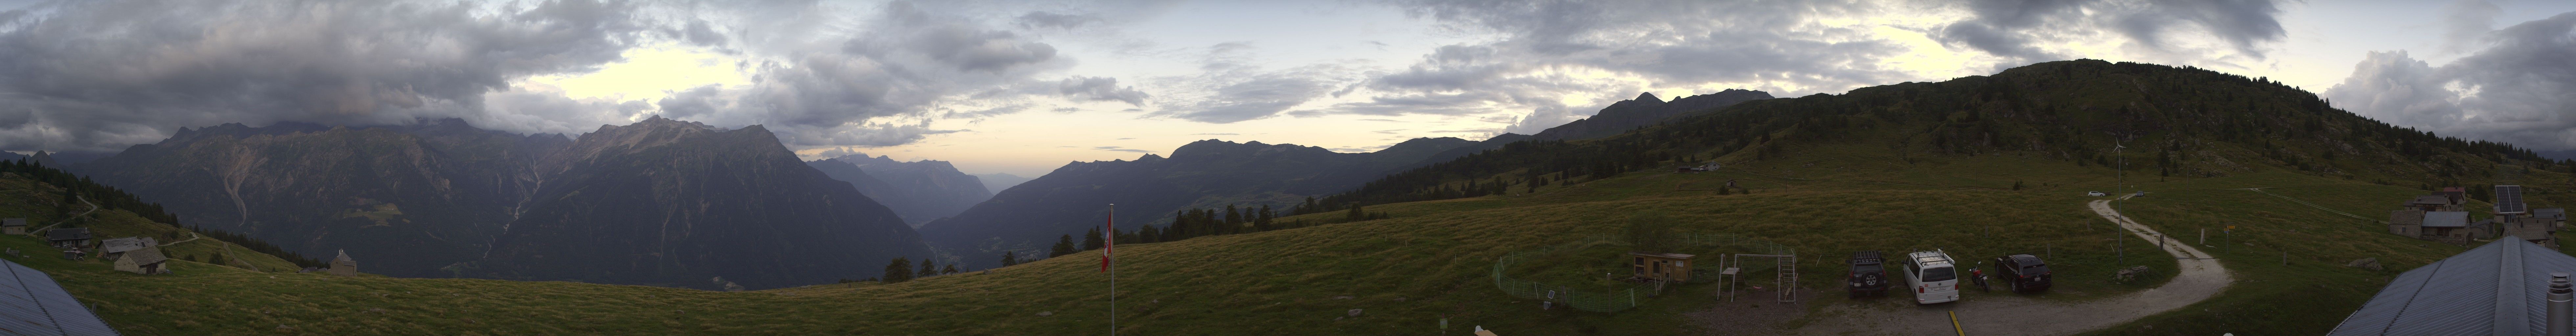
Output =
[{"x1": 1490, "y1": 232, "x2": 1794, "y2": 312}]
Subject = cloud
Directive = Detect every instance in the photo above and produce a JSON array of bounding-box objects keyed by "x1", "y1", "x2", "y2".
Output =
[
  {"x1": 1329, "y1": 0, "x2": 2298, "y2": 138},
  {"x1": 2441, "y1": 0, "x2": 2501, "y2": 53},
  {"x1": 1058, "y1": 76, "x2": 1150, "y2": 106},
  {"x1": 1189, "y1": 133, "x2": 1238, "y2": 136},
  {"x1": 0, "y1": 0, "x2": 648, "y2": 151},
  {"x1": 1092, "y1": 146, "x2": 1152, "y2": 153},
  {"x1": 2325, "y1": 12, "x2": 2576, "y2": 151},
  {"x1": 638, "y1": 0, "x2": 1082, "y2": 147},
  {"x1": 1016, "y1": 11, "x2": 1101, "y2": 30},
  {"x1": 1930, "y1": 0, "x2": 2288, "y2": 64}
]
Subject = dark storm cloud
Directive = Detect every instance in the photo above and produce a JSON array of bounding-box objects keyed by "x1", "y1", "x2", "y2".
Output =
[
  {"x1": 0, "y1": 0, "x2": 650, "y2": 151},
  {"x1": 652, "y1": 0, "x2": 1076, "y2": 147},
  {"x1": 2325, "y1": 12, "x2": 2576, "y2": 151},
  {"x1": 1933, "y1": 0, "x2": 2288, "y2": 63},
  {"x1": 1058, "y1": 76, "x2": 1150, "y2": 106}
]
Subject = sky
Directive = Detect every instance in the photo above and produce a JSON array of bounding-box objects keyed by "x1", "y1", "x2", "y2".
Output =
[{"x1": 1, "y1": 0, "x2": 2573, "y2": 176}]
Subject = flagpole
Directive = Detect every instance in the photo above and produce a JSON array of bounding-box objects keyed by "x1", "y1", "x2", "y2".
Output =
[{"x1": 1109, "y1": 203, "x2": 1116, "y2": 336}]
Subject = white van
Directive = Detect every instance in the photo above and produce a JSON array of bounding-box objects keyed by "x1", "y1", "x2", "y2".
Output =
[{"x1": 1904, "y1": 249, "x2": 1961, "y2": 304}]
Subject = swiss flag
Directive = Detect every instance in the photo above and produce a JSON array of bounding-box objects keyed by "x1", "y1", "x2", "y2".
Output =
[{"x1": 1100, "y1": 207, "x2": 1113, "y2": 272}]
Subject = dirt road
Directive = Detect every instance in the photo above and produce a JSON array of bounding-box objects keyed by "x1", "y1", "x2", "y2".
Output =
[{"x1": 1788, "y1": 198, "x2": 2233, "y2": 335}]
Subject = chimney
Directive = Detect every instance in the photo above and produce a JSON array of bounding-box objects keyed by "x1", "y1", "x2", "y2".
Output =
[{"x1": 2550, "y1": 272, "x2": 2572, "y2": 336}]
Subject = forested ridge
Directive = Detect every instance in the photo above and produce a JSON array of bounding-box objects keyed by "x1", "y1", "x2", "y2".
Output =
[{"x1": 1294, "y1": 59, "x2": 2565, "y2": 214}]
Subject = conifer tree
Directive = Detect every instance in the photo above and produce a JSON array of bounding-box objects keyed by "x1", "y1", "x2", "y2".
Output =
[
  {"x1": 919, "y1": 260, "x2": 937, "y2": 277},
  {"x1": 942, "y1": 264, "x2": 959, "y2": 275},
  {"x1": 1082, "y1": 227, "x2": 1104, "y2": 251},
  {"x1": 882, "y1": 257, "x2": 913, "y2": 283},
  {"x1": 1050, "y1": 234, "x2": 1077, "y2": 257},
  {"x1": 1000, "y1": 251, "x2": 1018, "y2": 266}
]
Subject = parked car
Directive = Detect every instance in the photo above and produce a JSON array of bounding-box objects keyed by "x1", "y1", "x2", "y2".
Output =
[
  {"x1": 1846, "y1": 251, "x2": 1890, "y2": 298},
  {"x1": 1903, "y1": 249, "x2": 1961, "y2": 304},
  {"x1": 2086, "y1": 191, "x2": 2108, "y2": 197},
  {"x1": 1993, "y1": 254, "x2": 2053, "y2": 293}
]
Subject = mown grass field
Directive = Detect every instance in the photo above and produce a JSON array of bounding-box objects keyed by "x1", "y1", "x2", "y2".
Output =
[{"x1": 9, "y1": 138, "x2": 2563, "y2": 335}]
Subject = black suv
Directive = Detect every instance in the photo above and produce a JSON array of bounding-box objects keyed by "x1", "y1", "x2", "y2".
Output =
[
  {"x1": 1847, "y1": 251, "x2": 1890, "y2": 297},
  {"x1": 1993, "y1": 254, "x2": 2053, "y2": 293}
]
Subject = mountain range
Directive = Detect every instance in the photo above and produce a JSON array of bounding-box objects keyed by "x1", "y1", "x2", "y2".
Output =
[
  {"x1": 807, "y1": 154, "x2": 993, "y2": 226},
  {"x1": 914, "y1": 137, "x2": 1487, "y2": 269},
  {"x1": 76, "y1": 117, "x2": 928, "y2": 290}
]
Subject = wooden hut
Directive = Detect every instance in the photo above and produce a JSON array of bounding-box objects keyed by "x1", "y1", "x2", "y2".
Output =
[
  {"x1": 329, "y1": 249, "x2": 357, "y2": 276},
  {"x1": 2421, "y1": 211, "x2": 2473, "y2": 245},
  {"x1": 0, "y1": 218, "x2": 24, "y2": 235},
  {"x1": 44, "y1": 228, "x2": 89, "y2": 249},
  {"x1": 113, "y1": 247, "x2": 167, "y2": 275},
  {"x1": 1629, "y1": 252, "x2": 1696, "y2": 282},
  {"x1": 2389, "y1": 210, "x2": 2425, "y2": 236}
]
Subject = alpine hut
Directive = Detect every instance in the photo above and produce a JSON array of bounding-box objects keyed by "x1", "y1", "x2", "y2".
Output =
[
  {"x1": 44, "y1": 228, "x2": 88, "y2": 249},
  {"x1": 98, "y1": 237, "x2": 155, "y2": 261},
  {"x1": 112, "y1": 247, "x2": 167, "y2": 275},
  {"x1": 329, "y1": 249, "x2": 357, "y2": 276}
]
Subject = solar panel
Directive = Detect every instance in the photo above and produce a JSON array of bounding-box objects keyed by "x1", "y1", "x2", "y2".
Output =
[
  {"x1": 2496, "y1": 185, "x2": 2528, "y2": 215},
  {"x1": 0, "y1": 260, "x2": 119, "y2": 336}
]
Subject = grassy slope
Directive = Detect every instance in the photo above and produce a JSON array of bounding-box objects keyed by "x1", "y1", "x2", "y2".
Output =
[
  {"x1": 0, "y1": 174, "x2": 302, "y2": 272},
  {"x1": 19, "y1": 130, "x2": 2565, "y2": 335}
]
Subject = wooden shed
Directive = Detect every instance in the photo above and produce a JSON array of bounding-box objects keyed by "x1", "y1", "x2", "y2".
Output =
[
  {"x1": 1629, "y1": 251, "x2": 1696, "y2": 283},
  {"x1": 329, "y1": 249, "x2": 358, "y2": 276},
  {"x1": 114, "y1": 247, "x2": 168, "y2": 275},
  {"x1": 2389, "y1": 210, "x2": 2425, "y2": 236},
  {"x1": 44, "y1": 228, "x2": 89, "y2": 249},
  {"x1": 0, "y1": 218, "x2": 24, "y2": 235}
]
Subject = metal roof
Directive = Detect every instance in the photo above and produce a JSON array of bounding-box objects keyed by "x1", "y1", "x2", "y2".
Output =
[
  {"x1": 2423, "y1": 212, "x2": 2472, "y2": 228},
  {"x1": 2536, "y1": 208, "x2": 2566, "y2": 221},
  {"x1": 0, "y1": 258, "x2": 120, "y2": 336},
  {"x1": 44, "y1": 228, "x2": 87, "y2": 242},
  {"x1": 97, "y1": 238, "x2": 149, "y2": 254},
  {"x1": 2329, "y1": 237, "x2": 2576, "y2": 335},
  {"x1": 0, "y1": 219, "x2": 22, "y2": 227}
]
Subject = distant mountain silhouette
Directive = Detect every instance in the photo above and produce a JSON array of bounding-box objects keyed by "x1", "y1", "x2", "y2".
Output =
[
  {"x1": 917, "y1": 137, "x2": 1477, "y2": 269},
  {"x1": 482, "y1": 117, "x2": 928, "y2": 290},
  {"x1": 971, "y1": 173, "x2": 1034, "y2": 193},
  {"x1": 808, "y1": 153, "x2": 992, "y2": 226}
]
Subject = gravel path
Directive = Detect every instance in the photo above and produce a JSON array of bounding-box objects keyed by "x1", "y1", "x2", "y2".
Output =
[{"x1": 1786, "y1": 197, "x2": 2233, "y2": 335}]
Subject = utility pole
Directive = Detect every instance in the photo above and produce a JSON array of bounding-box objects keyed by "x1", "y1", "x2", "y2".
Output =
[{"x1": 2117, "y1": 138, "x2": 2127, "y2": 218}]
